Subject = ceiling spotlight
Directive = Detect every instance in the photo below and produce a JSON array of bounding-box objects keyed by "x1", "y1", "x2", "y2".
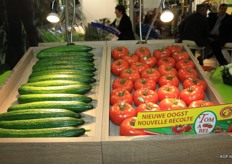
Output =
[
  {"x1": 160, "y1": 9, "x2": 174, "y2": 23},
  {"x1": 47, "y1": 0, "x2": 60, "y2": 23}
]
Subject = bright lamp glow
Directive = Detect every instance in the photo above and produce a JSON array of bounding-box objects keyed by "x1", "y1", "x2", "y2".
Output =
[
  {"x1": 160, "y1": 10, "x2": 174, "y2": 23},
  {"x1": 47, "y1": 12, "x2": 60, "y2": 23}
]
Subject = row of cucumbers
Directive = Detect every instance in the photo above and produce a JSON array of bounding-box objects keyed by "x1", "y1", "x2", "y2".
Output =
[{"x1": 0, "y1": 45, "x2": 97, "y2": 138}]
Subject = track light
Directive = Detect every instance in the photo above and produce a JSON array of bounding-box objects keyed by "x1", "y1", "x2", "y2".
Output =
[
  {"x1": 47, "y1": 0, "x2": 60, "y2": 23},
  {"x1": 160, "y1": 9, "x2": 174, "y2": 23}
]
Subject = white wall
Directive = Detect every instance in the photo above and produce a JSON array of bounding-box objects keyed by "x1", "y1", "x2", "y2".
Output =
[
  {"x1": 79, "y1": 0, "x2": 161, "y2": 23},
  {"x1": 143, "y1": 0, "x2": 160, "y2": 10},
  {"x1": 80, "y1": 0, "x2": 116, "y2": 23}
]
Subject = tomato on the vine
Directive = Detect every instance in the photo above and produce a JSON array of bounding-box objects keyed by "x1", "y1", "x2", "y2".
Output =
[
  {"x1": 130, "y1": 62, "x2": 150, "y2": 73},
  {"x1": 134, "y1": 78, "x2": 156, "y2": 90},
  {"x1": 112, "y1": 77, "x2": 134, "y2": 92},
  {"x1": 157, "y1": 57, "x2": 176, "y2": 67},
  {"x1": 133, "y1": 88, "x2": 158, "y2": 106},
  {"x1": 111, "y1": 46, "x2": 129, "y2": 60},
  {"x1": 188, "y1": 100, "x2": 214, "y2": 108},
  {"x1": 180, "y1": 86, "x2": 205, "y2": 106},
  {"x1": 158, "y1": 64, "x2": 177, "y2": 76},
  {"x1": 120, "y1": 68, "x2": 141, "y2": 82},
  {"x1": 157, "y1": 85, "x2": 180, "y2": 101},
  {"x1": 140, "y1": 68, "x2": 161, "y2": 83},
  {"x1": 153, "y1": 48, "x2": 171, "y2": 59},
  {"x1": 159, "y1": 98, "x2": 187, "y2": 111},
  {"x1": 182, "y1": 77, "x2": 207, "y2": 91},
  {"x1": 177, "y1": 67, "x2": 198, "y2": 82},
  {"x1": 120, "y1": 117, "x2": 148, "y2": 136},
  {"x1": 109, "y1": 102, "x2": 136, "y2": 125},
  {"x1": 122, "y1": 53, "x2": 139, "y2": 65},
  {"x1": 134, "y1": 47, "x2": 151, "y2": 58},
  {"x1": 111, "y1": 59, "x2": 129, "y2": 76},
  {"x1": 158, "y1": 75, "x2": 180, "y2": 87},
  {"x1": 110, "y1": 88, "x2": 133, "y2": 105},
  {"x1": 136, "y1": 102, "x2": 160, "y2": 116},
  {"x1": 175, "y1": 59, "x2": 195, "y2": 70}
]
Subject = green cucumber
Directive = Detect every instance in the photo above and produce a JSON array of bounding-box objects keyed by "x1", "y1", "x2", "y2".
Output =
[
  {"x1": 37, "y1": 51, "x2": 94, "y2": 59},
  {"x1": 0, "y1": 127, "x2": 86, "y2": 137},
  {"x1": 18, "y1": 84, "x2": 92, "y2": 95},
  {"x1": 39, "y1": 45, "x2": 93, "y2": 53},
  {"x1": 0, "y1": 109, "x2": 81, "y2": 121},
  {"x1": 32, "y1": 64, "x2": 97, "y2": 72},
  {"x1": 30, "y1": 70, "x2": 95, "y2": 78},
  {"x1": 0, "y1": 117, "x2": 85, "y2": 129},
  {"x1": 23, "y1": 80, "x2": 87, "y2": 87},
  {"x1": 18, "y1": 93, "x2": 92, "y2": 103},
  {"x1": 8, "y1": 101, "x2": 94, "y2": 113},
  {"x1": 28, "y1": 74, "x2": 96, "y2": 84},
  {"x1": 37, "y1": 56, "x2": 94, "y2": 63},
  {"x1": 35, "y1": 59, "x2": 95, "y2": 67}
]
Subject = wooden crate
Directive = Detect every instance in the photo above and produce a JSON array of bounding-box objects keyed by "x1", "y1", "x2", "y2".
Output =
[
  {"x1": 0, "y1": 43, "x2": 107, "y2": 164},
  {"x1": 102, "y1": 42, "x2": 232, "y2": 164}
]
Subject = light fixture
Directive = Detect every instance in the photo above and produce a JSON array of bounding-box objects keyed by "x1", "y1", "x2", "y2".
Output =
[
  {"x1": 144, "y1": 0, "x2": 174, "y2": 43},
  {"x1": 47, "y1": 0, "x2": 60, "y2": 23},
  {"x1": 160, "y1": 9, "x2": 174, "y2": 22}
]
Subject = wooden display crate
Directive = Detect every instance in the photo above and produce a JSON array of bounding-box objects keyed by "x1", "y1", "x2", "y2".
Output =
[
  {"x1": 102, "y1": 42, "x2": 232, "y2": 163},
  {"x1": 0, "y1": 43, "x2": 106, "y2": 164}
]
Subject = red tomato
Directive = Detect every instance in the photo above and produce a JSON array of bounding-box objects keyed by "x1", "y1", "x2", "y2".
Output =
[
  {"x1": 121, "y1": 53, "x2": 139, "y2": 65},
  {"x1": 139, "y1": 55, "x2": 157, "y2": 68},
  {"x1": 172, "y1": 125, "x2": 186, "y2": 134},
  {"x1": 165, "y1": 45, "x2": 183, "y2": 54},
  {"x1": 130, "y1": 62, "x2": 150, "y2": 73},
  {"x1": 134, "y1": 78, "x2": 156, "y2": 90},
  {"x1": 120, "y1": 68, "x2": 141, "y2": 82},
  {"x1": 158, "y1": 64, "x2": 177, "y2": 76},
  {"x1": 180, "y1": 86, "x2": 205, "y2": 106},
  {"x1": 133, "y1": 88, "x2": 158, "y2": 106},
  {"x1": 182, "y1": 77, "x2": 207, "y2": 91},
  {"x1": 172, "y1": 51, "x2": 190, "y2": 61},
  {"x1": 120, "y1": 117, "x2": 148, "y2": 136},
  {"x1": 177, "y1": 67, "x2": 198, "y2": 82},
  {"x1": 159, "y1": 98, "x2": 187, "y2": 111},
  {"x1": 140, "y1": 68, "x2": 161, "y2": 83},
  {"x1": 136, "y1": 102, "x2": 160, "y2": 116},
  {"x1": 153, "y1": 49, "x2": 171, "y2": 59},
  {"x1": 228, "y1": 124, "x2": 232, "y2": 132},
  {"x1": 110, "y1": 88, "x2": 133, "y2": 105},
  {"x1": 157, "y1": 85, "x2": 180, "y2": 101},
  {"x1": 111, "y1": 59, "x2": 129, "y2": 76},
  {"x1": 188, "y1": 100, "x2": 214, "y2": 108},
  {"x1": 112, "y1": 77, "x2": 134, "y2": 92},
  {"x1": 157, "y1": 57, "x2": 176, "y2": 67},
  {"x1": 158, "y1": 75, "x2": 180, "y2": 87},
  {"x1": 134, "y1": 47, "x2": 151, "y2": 58},
  {"x1": 175, "y1": 59, "x2": 195, "y2": 70},
  {"x1": 109, "y1": 102, "x2": 136, "y2": 125},
  {"x1": 183, "y1": 125, "x2": 193, "y2": 132},
  {"x1": 111, "y1": 46, "x2": 129, "y2": 60}
]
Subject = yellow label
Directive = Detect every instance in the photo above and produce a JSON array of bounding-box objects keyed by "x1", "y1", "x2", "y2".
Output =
[{"x1": 135, "y1": 104, "x2": 232, "y2": 129}]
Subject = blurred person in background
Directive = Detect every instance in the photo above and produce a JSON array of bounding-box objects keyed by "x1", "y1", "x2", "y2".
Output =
[
  {"x1": 207, "y1": 3, "x2": 230, "y2": 65},
  {"x1": 111, "y1": 4, "x2": 135, "y2": 40},
  {"x1": 178, "y1": 4, "x2": 212, "y2": 65},
  {"x1": 136, "y1": 11, "x2": 159, "y2": 40}
]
